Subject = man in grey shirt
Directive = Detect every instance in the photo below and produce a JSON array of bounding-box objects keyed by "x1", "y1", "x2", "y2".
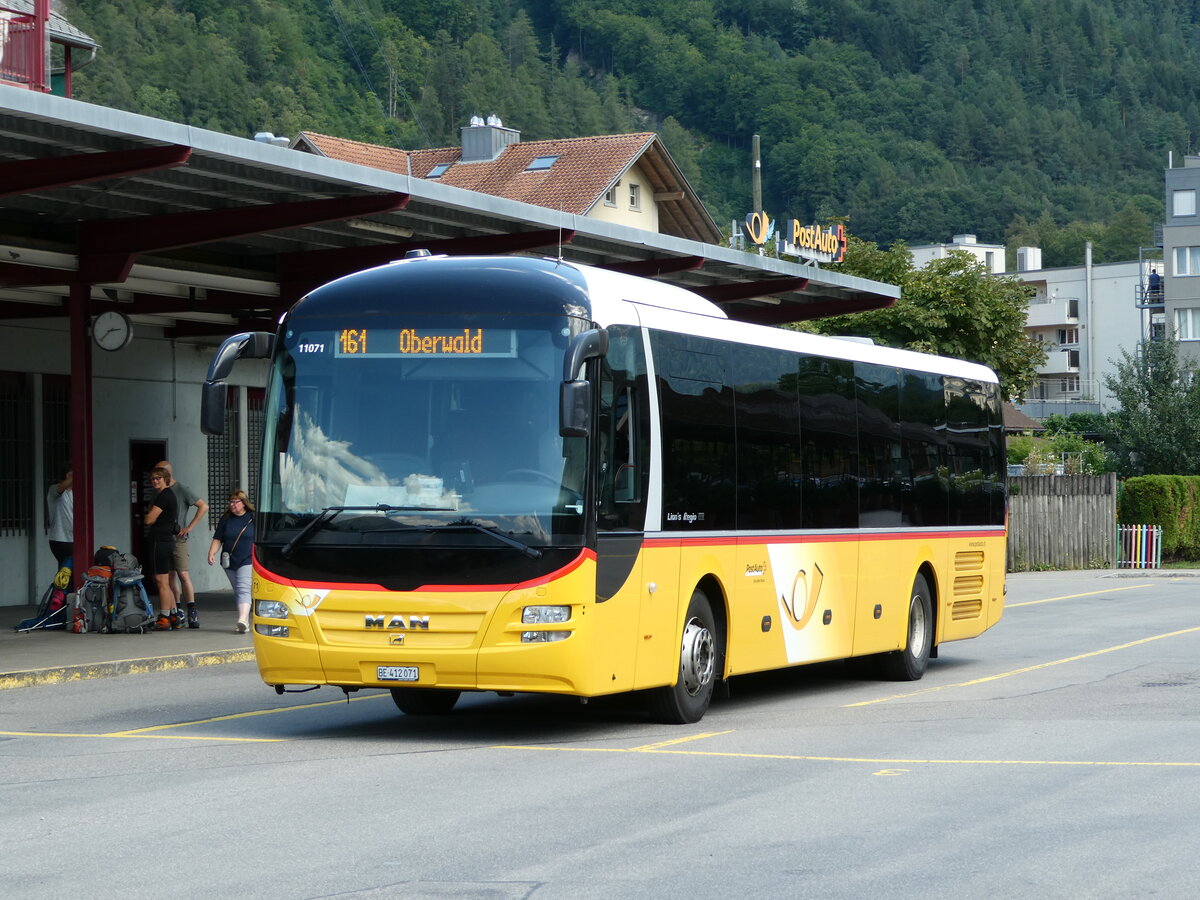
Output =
[{"x1": 156, "y1": 459, "x2": 209, "y2": 628}]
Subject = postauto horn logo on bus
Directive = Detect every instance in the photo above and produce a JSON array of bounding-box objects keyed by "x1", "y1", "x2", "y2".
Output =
[{"x1": 742, "y1": 212, "x2": 847, "y2": 264}]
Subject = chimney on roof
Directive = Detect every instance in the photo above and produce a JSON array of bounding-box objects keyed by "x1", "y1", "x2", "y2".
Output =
[{"x1": 461, "y1": 114, "x2": 519, "y2": 163}]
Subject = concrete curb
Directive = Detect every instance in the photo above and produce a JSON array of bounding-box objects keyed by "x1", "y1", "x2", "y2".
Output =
[{"x1": 0, "y1": 648, "x2": 256, "y2": 690}]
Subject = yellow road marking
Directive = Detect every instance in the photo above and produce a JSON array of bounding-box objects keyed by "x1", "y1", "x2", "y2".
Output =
[
  {"x1": 630, "y1": 730, "x2": 732, "y2": 751},
  {"x1": 105, "y1": 691, "x2": 387, "y2": 735},
  {"x1": 496, "y1": 744, "x2": 1200, "y2": 768},
  {"x1": 0, "y1": 730, "x2": 281, "y2": 742},
  {"x1": 846, "y1": 625, "x2": 1200, "y2": 708},
  {"x1": 1007, "y1": 583, "x2": 1153, "y2": 607},
  {"x1": 2, "y1": 692, "x2": 388, "y2": 742}
]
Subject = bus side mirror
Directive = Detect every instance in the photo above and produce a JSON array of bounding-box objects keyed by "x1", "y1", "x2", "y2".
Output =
[
  {"x1": 201, "y1": 331, "x2": 275, "y2": 436},
  {"x1": 560, "y1": 327, "x2": 608, "y2": 438}
]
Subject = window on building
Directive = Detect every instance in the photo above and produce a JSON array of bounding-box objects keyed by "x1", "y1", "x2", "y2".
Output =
[
  {"x1": 206, "y1": 387, "x2": 264, "y2": 526},
  {"x1": 1174, "y1": 246, "x2": 1200, "y2": 276},
  {"x1": 525, "y1": 156, "x2": 558, "y2": 172},
  {"x1": 628, "y1": 182, "x2": 641, "y2": 210},
  {"x1": 984, "y1": 251, "x2": 995, "y2": 270},
  {"x1": 0, "y1": 372, "x2": 32, "y2": 537},
  {"x1": 1057, "y1": 328, "x2": 1079, "y2": 345},
  {"x1": 1174, "y1": 189, "x2": 1197, "y2": 217},
  {"x1": 604, "y1": 185, "x2": 617, "y2": 207},
  {"x1": 1065, "y1": 349, "x2": 1080, "y2": 368},
  {"x1": 1059, "y1": 377, "x2": 1080, "y2": 393},
  {"x1": 1176, "y1": 307, "x2": 1200, "y2": 340},
  {"x1": 426, "y1": 163, "x2": 451, "y2": 179}
]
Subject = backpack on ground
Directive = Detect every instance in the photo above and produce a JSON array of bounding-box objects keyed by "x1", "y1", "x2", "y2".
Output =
[
  {"x1": 77, "y1": 574, "x2": 111, "y2": 633},
  {"x1": 13, "y1": 563, "x2": 72, "y2": 632},
  {"x1": 110, "y1": 563, "x2": 153, "y2": 633}
]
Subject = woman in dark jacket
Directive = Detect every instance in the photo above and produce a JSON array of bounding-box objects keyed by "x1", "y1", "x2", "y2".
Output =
[
  {"x1": 207, "y1": 489, "x2": 256, "y2": 633},
  {"x1": 144, "y1": 467, "x2": 180, "y2": 630}
]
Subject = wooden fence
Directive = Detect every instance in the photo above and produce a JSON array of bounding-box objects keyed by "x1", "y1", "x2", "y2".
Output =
[{"x1": 1006, "y1": 474, "x2": 1118, "y2": 571}]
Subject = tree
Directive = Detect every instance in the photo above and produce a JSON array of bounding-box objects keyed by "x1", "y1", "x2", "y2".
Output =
[
  {"x1": 806, "y1": 237, "x2": 1045, "y2": 399},
  {"x1": 1104, "y1": 336, "x2": 1200, "y2": 476}
]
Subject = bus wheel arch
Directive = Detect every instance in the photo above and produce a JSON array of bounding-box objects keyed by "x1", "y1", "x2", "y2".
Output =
[
  {"x1": 918, "y1": 561, "x2": 940, "y2": 659},
  {"x1": 647, "y1": 577, "x2": 726, "y2": 724},
  {"x1": 877, "y1": 569, "x2": 934, "y2": 681}
]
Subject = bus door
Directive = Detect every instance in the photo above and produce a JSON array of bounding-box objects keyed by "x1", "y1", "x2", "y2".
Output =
[{"x1": 593, "y1": 323, "x2": 653, "y2": 690}]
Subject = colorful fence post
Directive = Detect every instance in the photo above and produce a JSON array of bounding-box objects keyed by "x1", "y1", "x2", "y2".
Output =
[{"x1": 1116, "y1": 524, "x2": 1162, "y2": 569}]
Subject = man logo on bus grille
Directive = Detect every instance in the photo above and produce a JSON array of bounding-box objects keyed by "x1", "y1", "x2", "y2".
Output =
[{"x1": 365, "y1": 615, "x2": 430, "y2": 629}]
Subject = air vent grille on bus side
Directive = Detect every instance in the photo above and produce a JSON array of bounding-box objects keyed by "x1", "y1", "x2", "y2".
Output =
[{"x1": 955, "y1": 551, "x2": 985, "y2": 571}]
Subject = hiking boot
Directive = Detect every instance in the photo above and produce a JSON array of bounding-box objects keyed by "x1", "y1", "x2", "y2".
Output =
[
  {"x1": 155, "y1": 614, "x2": 171, "y2": 631},
  {"x1": 170, "y1": 609, "x2": 185, "y2": 630},
  {"x1": 186, "y1": 604, "x2": 200, "y2": 629}
]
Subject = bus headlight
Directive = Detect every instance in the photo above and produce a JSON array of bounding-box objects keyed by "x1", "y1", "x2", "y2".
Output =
[
  {"x1": 523, "y1": 605, "x2": 570, "y2": 624},
  {"x1": 255, "y1": 599, "x2": 290, "y2": 620},
  {"x1": 521, "y1": 630, "x2": 570, "y2": 643}
]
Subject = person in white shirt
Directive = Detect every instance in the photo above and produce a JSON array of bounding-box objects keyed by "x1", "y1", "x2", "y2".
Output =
[{"x1": 46, "y1": 465, "x2": 73, "y2": 568}]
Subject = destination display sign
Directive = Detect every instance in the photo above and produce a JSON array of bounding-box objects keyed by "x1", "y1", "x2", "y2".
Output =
[{"x1": 334, "y1": 327, "x2": 517, "y2": 358}]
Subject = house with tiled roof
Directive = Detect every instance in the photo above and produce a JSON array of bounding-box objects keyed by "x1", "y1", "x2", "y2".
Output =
[{"x1": 292, "y1": 117, "x2": 723, "y2": 244}]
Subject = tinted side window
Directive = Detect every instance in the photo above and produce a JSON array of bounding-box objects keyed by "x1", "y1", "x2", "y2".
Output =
[
  {"x1": 734, "y1": 346, "x2": 802, "y2": 529},
  {"x1": 900, "y1": 371, "x2": 948, "y2": 526},
  {"x1": 986, "y1": 386, "x2": 1007, "y2": 526},
  {"x1": 856, "y1": 363, "x2": 903, "y2": 527},
  {"x1": 650, "y1": 331, "x2": 736, "y2": 530},
  {"x1": 946, "y1": 378, "x2": 990, "y2": 525},
  {"x1": 597, "y1": 325, "x2": 650, "y2": 532},
  {"x1": 798, "y1": 355, "x2": 858, "y2": 529}
]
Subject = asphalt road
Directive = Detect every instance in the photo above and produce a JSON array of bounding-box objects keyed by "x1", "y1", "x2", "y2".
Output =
[{"x1": 2, "y1": 571, "x2": 1199, "y2": 899}]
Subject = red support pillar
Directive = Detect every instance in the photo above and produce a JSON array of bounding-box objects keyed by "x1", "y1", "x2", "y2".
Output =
[
  {"x1": 68, "y1": 282, "x2": 93, "y2": 584},
  {"x1": 32, "y1": 0, "x2": 49, "y2": 93}
]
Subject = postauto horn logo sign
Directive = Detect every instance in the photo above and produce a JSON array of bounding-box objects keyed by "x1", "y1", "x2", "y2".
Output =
[{"x1": 742, "y1": 212, "x2": 847, "y2": 264}]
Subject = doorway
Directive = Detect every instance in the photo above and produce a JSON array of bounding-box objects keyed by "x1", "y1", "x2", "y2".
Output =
[{"x1": 129, "y1": 440, "x2": 166, "y2": 578}]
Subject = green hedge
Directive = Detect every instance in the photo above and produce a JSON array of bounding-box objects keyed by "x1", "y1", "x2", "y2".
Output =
[{"x1": 1118, "y1": 476, "x2": 1200, "y2": 559}]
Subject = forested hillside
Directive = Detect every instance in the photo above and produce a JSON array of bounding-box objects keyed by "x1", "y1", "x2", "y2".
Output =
[{"x1": 64, "y1": 0, "x2": 1197, "y2": 266}]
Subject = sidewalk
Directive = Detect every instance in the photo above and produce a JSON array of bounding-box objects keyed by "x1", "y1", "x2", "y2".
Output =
[{"x1": 1, "y1": 590, "x2": 255, "y2": 690}]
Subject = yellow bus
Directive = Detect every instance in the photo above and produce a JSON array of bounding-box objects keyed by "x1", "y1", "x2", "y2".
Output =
[{"x1": 202, "y1": 254, "x2": 1006, "y2": 723}]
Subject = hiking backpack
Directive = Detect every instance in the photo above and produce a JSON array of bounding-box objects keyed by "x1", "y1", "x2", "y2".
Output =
[{"x1": 110, "y1": 577, "x2": 154, "y2": 633}]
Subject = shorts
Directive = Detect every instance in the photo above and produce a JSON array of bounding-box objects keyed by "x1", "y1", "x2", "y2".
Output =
[
  {"x1": 147, "y1": 539, "x2": 175, "y2": 577},
  {"x1": 170, "y1": 533, "x2": 190, "y2": 571}
]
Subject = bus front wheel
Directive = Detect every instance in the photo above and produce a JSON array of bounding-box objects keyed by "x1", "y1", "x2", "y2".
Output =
[
  {"x1": 390, "y1": 688, "x2": 461, "y2": 715},
  {"x1": 648, "y1": 589, "x2": 718, "y2": 724},
  {"x1": 878, "y1": 573, "x2": 933, "y2": 681}
]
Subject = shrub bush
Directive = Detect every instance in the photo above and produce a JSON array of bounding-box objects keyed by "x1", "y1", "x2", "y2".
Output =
[{"x1": 1118, "y1": 476, "x2": 1200, "y2": 559}]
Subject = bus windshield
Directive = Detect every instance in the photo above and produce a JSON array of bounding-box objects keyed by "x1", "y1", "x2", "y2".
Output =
[{"x1": 259, "y1": 312, "x2": 589, "y2": 550}]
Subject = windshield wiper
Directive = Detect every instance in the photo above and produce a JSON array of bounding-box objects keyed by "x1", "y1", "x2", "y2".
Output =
[
  {"x1": 430, "y1": 522, "x2": 543, "y2": 559},
  {"x1": 281, "y1": 504, "x2": 453, "y2": 558}
]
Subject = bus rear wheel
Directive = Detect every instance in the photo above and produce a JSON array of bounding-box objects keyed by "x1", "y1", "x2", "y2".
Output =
[
  {"x1": 648, "y1": 589, "x2": 718, "y2": 724},
  {"x1": 878, "y1": 573, "x2": 933, "y2": 681},
  {"x1": 390, "y1": 688, "x2": 461, "y2": 715}
]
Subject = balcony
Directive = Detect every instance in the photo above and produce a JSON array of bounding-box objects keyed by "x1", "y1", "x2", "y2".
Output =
[
  {"x1": 1026, "y1": 296, "x2": 1079, "y2": 329},
  {"x1": 0, "y1": 9, "x2": 43, "y2": 90},
  {"x1": 1035, "y1": 347, "x2": 1080, "y2": 376},
  {"x1": 1136, "y1": 283, "x2": 1165, "y2": 310},
  {"x1": 0, "y1": 4, "x2": 97, "y2": 97}
]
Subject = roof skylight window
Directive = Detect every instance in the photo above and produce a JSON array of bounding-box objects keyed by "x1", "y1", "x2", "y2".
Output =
[
  {"x1": 427, "y1": 163, "x2": 451, "y2": 178},
  {"x1": 525, "y1": 156, "x2": 559, "y2": 171}
]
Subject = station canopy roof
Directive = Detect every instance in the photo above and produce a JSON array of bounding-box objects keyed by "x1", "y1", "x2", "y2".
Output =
[{"x1": 0, "y1": 86, "x2": 899, "y2": 340}]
